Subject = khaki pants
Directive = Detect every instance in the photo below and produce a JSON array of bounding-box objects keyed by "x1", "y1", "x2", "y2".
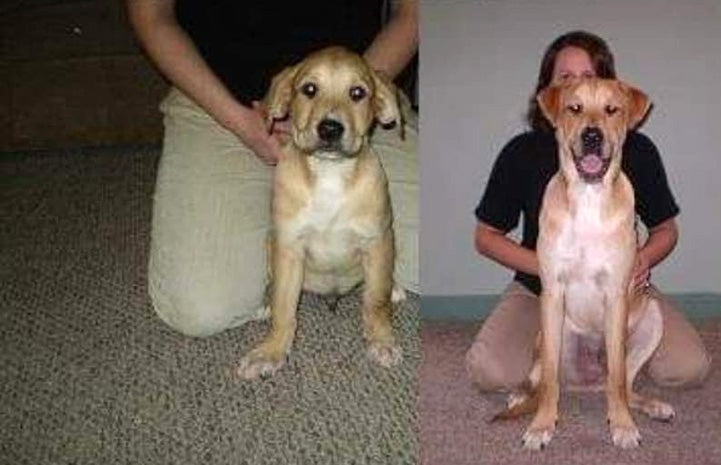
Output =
[
  {"x1": 148, "y1": 89, "x2": 418, "y2": 336},
  {"x1": 465, "y1": 281, "x2": 711, "y2": 391}
]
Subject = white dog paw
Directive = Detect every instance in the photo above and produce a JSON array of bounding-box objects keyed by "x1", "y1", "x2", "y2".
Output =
[
  {"x1": 391, "y1": 285, "x2": 407, "y2": 304},
  {"x1": 249, "y1": 305, "x2": 271, "y2": 321},
  {"x1": 647, "y1": 400, "x2": 675, "y2": 422},
  {"x1": 506, "y1": 392, "x2": 530, "y2": 409},
  {"x1": 522, "y1": 426, "x2": 555, "y2": 450},
  {"x1": 632, "y1": 395, "x2": 675, "y2": 422},
  {"x1": 236, "y1": 349, "x2": 286, "y2": 380},
  {"x1": 368, "y1": 341, "x2": 402, "y2": 367},
  {"x1": 610, "y1": 424, "x2": 641, "y2": 449}
]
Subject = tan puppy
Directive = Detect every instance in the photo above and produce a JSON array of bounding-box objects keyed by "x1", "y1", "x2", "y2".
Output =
[
  {"x1": 237, "y1": 47, "x2": 404, "y2": 380},
  {"x1": 495, "y1": 79, "x2": 674, "y2": 449}
]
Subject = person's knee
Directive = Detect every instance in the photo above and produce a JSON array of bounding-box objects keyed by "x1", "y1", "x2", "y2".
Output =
[
  {"x1": 149, "y1": 280, "x2": 264, "y2": 337},
  {"x1": 650, "y1": 350, "x2": 712, "y2": 388},
  {"x1": 465, "y1": 341, "x2": 517, "y2": 392},
  {"x1": 394, "y1": 230, "x2": 418, "y2": 294},
  {"x1": 151, "y1": 296, "x2": 227, "y2": 337}
]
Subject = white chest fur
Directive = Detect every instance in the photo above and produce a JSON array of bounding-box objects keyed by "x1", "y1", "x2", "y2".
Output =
[
  {"x1": 545, "y1": 185, "x2": 634, "y2": 334},
  {"x1": 284, "y1": 157, "x2": 375, "y2": 271},
  {"x1": 556, "y1": 187, "x2": 610, "y2": 267},
  {"x1": 305, "y1": 158, "x2": 352, "y2": 227}
]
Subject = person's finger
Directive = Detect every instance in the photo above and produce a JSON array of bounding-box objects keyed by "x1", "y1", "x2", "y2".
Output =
[
  {"x1": 258, "y1": 150, "x2": 278, "y2": 166},
  {"x1": 271, "y1": 120, "x2": 292, "y2": 135},
  {"x1": 633, "y1": 268, "x2": 651, "y2": 291}
]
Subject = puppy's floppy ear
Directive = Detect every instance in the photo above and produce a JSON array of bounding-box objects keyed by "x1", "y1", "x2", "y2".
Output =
[
  {"x1": 263, "y1": 64, "x2": 300, "y2": 130},
  {"x1": 536, "y1": 85, "x2": 562, "y2": 128},
  {"x1": 371, "y1": 69, "x2": 404, "y2": 138},
  {"x1": 622, "y1": 82, "x2": 651, "y2": 129}
]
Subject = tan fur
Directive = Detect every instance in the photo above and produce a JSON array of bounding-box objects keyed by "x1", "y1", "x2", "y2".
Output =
[
  {"x1": 237, "y1": 47, "x2": 404, "y2": 380},
  {"x1": 501, "y1": 79, "x2": 674, "y2": 450}
]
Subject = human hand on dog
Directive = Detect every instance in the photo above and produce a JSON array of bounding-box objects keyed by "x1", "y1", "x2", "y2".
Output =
[
  {"x1": 233, "y1": 102, "x2": 286, "y2": 165},
  {"x1": 632, "y1": 251, "x2": 651, "y2": 292},
  {"x1": 252, "y1": 101, "x2": 292, "y2": 145}
]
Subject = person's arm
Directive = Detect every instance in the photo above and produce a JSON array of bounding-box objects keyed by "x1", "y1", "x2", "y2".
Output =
[
  {"x1": 125, "y1": 0, "x2": 283, "y2": 164},
  {"x1": 363, "y1": 0, "x2": 418, "y2": 80},
  {"x1": 473, "y1": 135, "x2": 538, "y2": 276},
  {"x1": 477, "y1": 212, "x2": 678, "y2": 292},
  {"x1": 474, "y1": 222, "x2": 540, "y2": 277},
  {"x1": 625, "y1": 132, "x2": 681, "y2": 289},
  {"x1": 633, "y1": 217, "x2": 679, "y2": 289}
]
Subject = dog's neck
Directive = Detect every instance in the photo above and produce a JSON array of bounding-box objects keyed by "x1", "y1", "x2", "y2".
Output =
[
  {"x1": 299, "y1": 148, "x2": 368, "y2": 188},
  {"x1": 307, "y1": 153, "x2": 357, "y2": 173},
  {"x1": 558, "y1": 147, "x2": 625, "y2": 219}
]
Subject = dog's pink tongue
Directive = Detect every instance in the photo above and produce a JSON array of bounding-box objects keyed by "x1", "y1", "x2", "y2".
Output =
[{"x1": 580, "y1": 154, "x2": 603, "y2": 174}]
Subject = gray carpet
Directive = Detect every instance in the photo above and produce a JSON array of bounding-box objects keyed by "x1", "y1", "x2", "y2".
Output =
[
  {"x1": 420, "y1": 321, "x2": 721, "y2": 465},
  {"x1": 0, "y1": 147, "x2": 420, "y2": 465}
]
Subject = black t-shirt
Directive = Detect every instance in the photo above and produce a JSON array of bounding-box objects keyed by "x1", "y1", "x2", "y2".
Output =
[
  {"x1": 175, "y1": 0, "x2": 384, "y2": 105},
  {"x1": 475, "y1": 130, "x2": 680, "y2": 295}
]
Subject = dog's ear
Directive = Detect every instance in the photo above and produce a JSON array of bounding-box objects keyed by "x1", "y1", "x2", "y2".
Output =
[
  {"x1": 371, "y1": 70, "x2": 404, "y2": 138},
  {"x1": 263, "y1": 64, "x2": 300, "y2": 129},
  {"x1": 623, "y1": 83, "x2": 651, "y2": 129},
  {"x1": 536, "y1": 85, "x2": 562, "y2": 128}
]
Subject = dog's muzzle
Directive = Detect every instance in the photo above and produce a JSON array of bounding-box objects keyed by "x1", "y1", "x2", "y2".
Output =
[
  {"x1": 317, "y1": 118, "x2": 344, "y2": 144},
  {"x1": 574, "y1": 127, "x2": 610, "y2": 183},
  {"x1": 312, "y1": 118, "x2": 358, "y2": 158}
]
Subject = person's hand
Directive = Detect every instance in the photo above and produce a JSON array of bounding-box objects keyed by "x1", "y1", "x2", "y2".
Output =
[
  {"x1": 632, "y1": 250, "x2": 651, "y2": 292},
  {"x1": 232, "y1": 103, "x2": 285, "y2": 165},
  {"x1": 252, "y1": 101, "x2": 292, "y2": 145}
]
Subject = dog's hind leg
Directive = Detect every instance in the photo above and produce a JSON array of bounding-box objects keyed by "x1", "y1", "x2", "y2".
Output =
[
  {"x1": 491, "y1": 355, "x2": 542, "y2": 421},
  {"x1": 362, "y1": 230, "x2": 401, "y2": 368},
  {"x1": 626, "y1": 299, "x2": 675, "y2": 421}
]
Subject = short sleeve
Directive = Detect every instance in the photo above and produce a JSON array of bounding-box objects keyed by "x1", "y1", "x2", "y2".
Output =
[
  {"x1": 474, "y1": 135, "x2": 526, "y2": 232},
  {"x1": 624, "y1": 132, "x2": 680, "y2": 228}
]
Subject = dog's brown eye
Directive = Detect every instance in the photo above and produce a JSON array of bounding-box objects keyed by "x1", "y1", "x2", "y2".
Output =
[
  {"x1": 349, "y1": 86, "x2": 367, "y2": 102},
  {"x1": 301, "y1": 82, "x2": 317, "y2": 98},
  {"x1": 605, "y1": 105, "x2": 619, "y2": 115},
  {"x1": 567, "y1": 103, "x2": 583, "y2": 114}
]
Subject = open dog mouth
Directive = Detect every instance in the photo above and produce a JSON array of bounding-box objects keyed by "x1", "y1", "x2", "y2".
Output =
[
  {"x1": 573, "y1": 127, "x2": 611, "y2": 183},
  {"x1": 574, "y1": 151, "x2": 610, "y2": 182}
]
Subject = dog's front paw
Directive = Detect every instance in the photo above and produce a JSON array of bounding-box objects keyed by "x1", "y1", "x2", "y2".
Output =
[
  {"x1": 368, "y1": 340, "x2": 402, "y2": 367},
  {"x1": 236, "y1": 347, "x2": 286, "y2": 380},
  {"x1": 610, "y1": 422, "x2": 641, "y2": 449},
  {"x1": 522, "y1": 410, "x2": 557, "y2": 450},
  {"x1": 522, "y1": 423, "x2": 555, "y2": 451}
]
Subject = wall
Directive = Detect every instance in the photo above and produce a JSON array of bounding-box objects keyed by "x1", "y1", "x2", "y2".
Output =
[{"x1": 0, "y1": 0, "x2": 166, "y2": 151}]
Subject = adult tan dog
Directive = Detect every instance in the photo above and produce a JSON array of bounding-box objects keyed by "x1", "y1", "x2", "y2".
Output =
[
  {"x1": 236, "y1": 47, "x2": 404, "y2": 380},
  {"x1": 494, "y1": 78, "x2": 675, "y2": 450}
]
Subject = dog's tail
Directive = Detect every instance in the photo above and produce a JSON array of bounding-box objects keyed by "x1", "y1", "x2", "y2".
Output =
[{"x1": 489, "y1": 382, "x2": 539, "y2": 422}]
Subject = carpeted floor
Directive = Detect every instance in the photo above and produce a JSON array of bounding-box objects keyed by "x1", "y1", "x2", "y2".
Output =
[
  {"x1": 0, "y1": 147, "x2": 420, "y2": 465},
  {"x1": 420, "y1": 320, "x2": 721, "y2": 465}
]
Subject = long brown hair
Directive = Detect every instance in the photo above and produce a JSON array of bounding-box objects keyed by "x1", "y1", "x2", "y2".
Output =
[{"x1": 528, "y1": 31, "x2": 617, "y2": 132}]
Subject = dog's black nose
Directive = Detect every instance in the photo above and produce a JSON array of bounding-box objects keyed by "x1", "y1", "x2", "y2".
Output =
[
  {"x1": 582, "y1": 127, "x2": 603, "y2": 149},
  {"x1": 317, "y1": 119, "x2": 344, "y2": 142}
]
